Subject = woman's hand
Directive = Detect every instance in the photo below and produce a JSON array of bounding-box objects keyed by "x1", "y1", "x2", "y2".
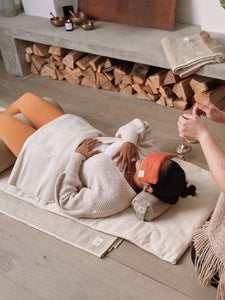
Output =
[
  {"x1": 111, "y1": 142, "x2": 139, "y2": 173},
  {"x1": 75, "y1": 138, "x2": 102, "y2": 159},
  {"x1": 192, "y1": 101, "x2": 225, "y2": 123},
  {"x1": 177, "y1": 114, "x2": 209, "y2": 142}
]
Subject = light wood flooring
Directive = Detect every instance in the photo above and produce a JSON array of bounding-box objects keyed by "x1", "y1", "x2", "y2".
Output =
[{"x1": 0, "y1": 56, "x2": 223, "y2": 300}]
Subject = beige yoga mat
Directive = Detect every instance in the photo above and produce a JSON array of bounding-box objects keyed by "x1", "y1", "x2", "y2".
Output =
[
  {"x1": 0, "y1": 169, "x2": 121, "y2": 258},
  {"x1": 0, "y1": 158, "x2": 220, "y2": 264}
]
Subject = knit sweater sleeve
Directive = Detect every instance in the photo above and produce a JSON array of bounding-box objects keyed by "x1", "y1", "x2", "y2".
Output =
[
  {"x1": 115, "y1": 118, "x2": 160, "y2": 154},
  {"x1": 55, "y1": 152, "x2": 135, "y2": 218},
  {"x1": 55, "y1": 152, "x2": 96, "y2": 217}
]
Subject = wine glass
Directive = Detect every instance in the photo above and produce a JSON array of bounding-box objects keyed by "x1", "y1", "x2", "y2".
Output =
[{"x1": 176, "y1": 138, "x2": 192, "y2": 155}]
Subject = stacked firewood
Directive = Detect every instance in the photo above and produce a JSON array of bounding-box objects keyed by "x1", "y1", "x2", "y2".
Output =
[
  {"x1": 190, "y1": 76, "x2": 225, "y2": 110},
  {"x1": 25, "y1": 43, "x2": 225, "y2": 110}
]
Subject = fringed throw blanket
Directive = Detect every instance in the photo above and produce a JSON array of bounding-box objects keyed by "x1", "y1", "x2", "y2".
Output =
[
  {"x1": 193, "y1": 192, "x2": 225, "y2": 300},
  {"x1": 161, "y1": 31, "x2": 225, "y2": 78}
]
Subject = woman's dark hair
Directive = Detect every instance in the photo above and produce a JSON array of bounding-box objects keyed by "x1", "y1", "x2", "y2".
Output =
[{"x1": 151, "y1": 159, "x2": 196, "y2": 205}]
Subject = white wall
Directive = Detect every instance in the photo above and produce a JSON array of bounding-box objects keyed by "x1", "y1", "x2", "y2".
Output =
[
  {"x1": 201, "y1": 0, "x2": 225, "y2": 33},
  {"x1": 176, "y1": 0, "x2": 225, "y2": 33},
  {"x1": 1, "y1": 0, "x2": 225, "y2": 34},
  {"x1": 175, "y1": 0, "x2": 203, "y2": 25}
]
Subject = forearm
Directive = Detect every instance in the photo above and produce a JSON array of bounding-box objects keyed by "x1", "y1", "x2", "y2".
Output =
[{"x1": 199, "y1": 130, "x2": 225, "y2": 193}]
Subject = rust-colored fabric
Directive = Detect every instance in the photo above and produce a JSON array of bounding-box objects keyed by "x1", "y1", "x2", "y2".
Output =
[{"x1": 137, "y1": 153, "x2": 177, "y2": 184}]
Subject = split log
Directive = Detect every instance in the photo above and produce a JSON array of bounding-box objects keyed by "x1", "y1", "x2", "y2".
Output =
[
  {"x1": 31, "y1": 55, "x2": 46, "y2": 72},
  {"x1": 82, "y1": 67, "x2": 96, "y2": 82},
  {"x1": 96, "y1": 72, "x2": 109, "y2": 87},
  {"x1": 64, "y1": 66, "x2": 80, "y2": 84},
  {"x1": 48, "y1": 46, "x2": 66, "y2": 56},
  {"x1": 173, "y1": 99, "x2": 189, "y2": 110},
  {"x1": 142, "y1": 86, "x2": 158, "y2": 101},
  {"x1": 132, "y1": 63, "x2": 149, "y2": 84},
  {"x1": 73, "y1": 67, "x2": 83, "y2": 78},
  {"x1": 41, "y1": 64, "x2": 57, "y2": 79},
  {"x1": 25, "y1": 46, "x2": 33, "y2": 54},
  {"x1": 56, "y1": 62, "x2": 65, "y2": 71},
  {"x1": 33, "y1": 43, "x2": 49, "y2": 57},
  {"x1": 81, "y1": 77, "x2": 99, "y2": 88},
  {"x1": 104, "y1": 58, "x2": 112, "y2": 68},
  {"x1": 89, "y1": 55, "x2": 105, "y2": 71},
  {"x1": 145, "y1": 78, "x2": 158, "y2": 94},
  {"x1": 30, "y1": 62, "x2": 39, "y2": 75},
  {"x1": 51, "y1": 54, "x2": 63, "y2": 62},
  {"x1": 25, "y1": 53, "x2": 32, "y2": 63},
  {"x1": 148, "y1": 69, "x2": 167, "y2": 89},
  {"x1": 133, "y1": 84, "x2": 152, "y2": 100},
  {"x1": 113, "y1": 61, "x2": 133, "y2": 85},
  {"x1": 76, "y1": 54, "x2": 99, "y2": 71},
  {"x1": 190, "y1": 75, "x2": 219, "y2": 93},
  {"x1": 62, "y1": 50, "x2": 84, "y2": 69},
  {"x1": 193, "y1": 84, "x2": 225, "y2": 105},
  {"x1": 120, "y1": 85, "x2": 134, "y2": 95},
  {"x1": 159, "y1": 86, "x2": 176, "y2": 106},
  {"x1": 40, "y1": 65, "x2": 50, "y2": 77},
  {"x1": 163, "y1": 70, "x2": 179, "y2": 86},
  {"x1": 103, "y1": 68, "x2": 114, "y2": 81},
  {"x1": 121, "y1": 73, "x2": 133, "y2": 85},
  {"x1": 96, "y1": 60, "x2": 106, "y2": 73},
  {"x1": 102, "y1": 80, "x2": 119, "y2": 92},
  {"x1": 157, "y1": 96, "x2": 166, "y2": 106},
  {"x1": 55, "y1": 70, "x2": 64, "y2": 81},
  {"x1": 45, "y1": 56, "x2": 55, "y2": 64},
  {"x1": 172, "y1": 78, "x2": 193, "y2": 100}
]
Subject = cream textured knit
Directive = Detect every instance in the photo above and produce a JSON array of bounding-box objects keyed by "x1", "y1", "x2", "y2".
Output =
[
  {"x1": 8, "y1": 114, "x2": 159, "y2": 218},
  {"x1": 193, "y1": 192, "x2": 225, "y2": 300}
]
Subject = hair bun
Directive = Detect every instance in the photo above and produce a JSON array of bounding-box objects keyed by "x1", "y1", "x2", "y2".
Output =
[{"x1": 181, "y1": 185, "x2": 196, "y2": 198}]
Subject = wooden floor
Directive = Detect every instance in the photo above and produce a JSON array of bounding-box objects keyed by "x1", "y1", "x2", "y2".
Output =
[{"x1": 0, "y1": 56, "x2": 222, "y2": 300}]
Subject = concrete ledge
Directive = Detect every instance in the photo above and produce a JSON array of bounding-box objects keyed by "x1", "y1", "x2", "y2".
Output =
[{"x1": 0, "y1": 13, "x2": 225, "y2": 80}]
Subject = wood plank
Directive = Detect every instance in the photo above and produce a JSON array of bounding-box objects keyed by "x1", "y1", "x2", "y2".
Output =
[
  {"x1": 78, "y1": 0, "x2": 177, "y2": 30},
  {"x1": 0, "y1": 273, "x2": 41, "y2": 300},
  {"x1": 0, "y1": 213, "x2": 193, "y2": 300},
  {"x1": 109, "y1": 242, "x2": 217, "y2": 300}
]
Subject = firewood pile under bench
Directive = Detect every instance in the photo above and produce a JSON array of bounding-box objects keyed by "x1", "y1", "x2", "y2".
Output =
[{"x1": 25, "y1": 43, "x2": 225, "y2": 111}]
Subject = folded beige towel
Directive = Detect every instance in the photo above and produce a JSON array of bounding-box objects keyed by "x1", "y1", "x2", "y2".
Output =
[{"x1": 161, "y1": 31, "x2": 225, "y2": 78}]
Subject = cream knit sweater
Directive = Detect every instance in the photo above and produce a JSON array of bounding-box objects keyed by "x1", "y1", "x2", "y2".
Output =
[
  {"x1": 193, "y1": 192, "x2": 225, "y2": 300},
  {"x1": 9, "y1": 114, "x2": 159, "y2": 218}
]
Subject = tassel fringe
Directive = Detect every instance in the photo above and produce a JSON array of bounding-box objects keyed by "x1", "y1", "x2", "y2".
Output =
[
  {"x1": 200, "y1": 31, "x2": 225, "y2": 62},
  {"x1": 193, "y1": 222, "x2": 225, "y2": 300}
]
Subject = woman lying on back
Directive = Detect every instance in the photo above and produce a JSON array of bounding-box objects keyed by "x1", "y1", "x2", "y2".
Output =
[{"x1": 0, "y1": 93, "x2": 196, "y2": 218}]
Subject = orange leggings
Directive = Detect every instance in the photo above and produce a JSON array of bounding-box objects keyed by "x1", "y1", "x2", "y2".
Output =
[{"x1": 0, "y1": 93, "x2": 64, "y2": 157}]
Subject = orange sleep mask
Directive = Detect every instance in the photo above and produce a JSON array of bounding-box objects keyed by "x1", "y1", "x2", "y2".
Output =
[{"x1": 137, "y1": 153, "x2": 178, "y2": 184}]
